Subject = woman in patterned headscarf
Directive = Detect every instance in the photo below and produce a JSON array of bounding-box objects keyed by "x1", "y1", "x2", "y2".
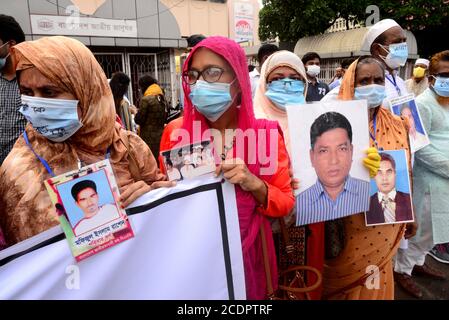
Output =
[
  {"x1": 0, "y1": 227, "x2": 6, "y2": 250},
  {"x1": 323, "y1": 56, "x2": 416, "y2": 300},
  {"x1": 0, "y1": 36, "x2": 171, "y2": 246}
]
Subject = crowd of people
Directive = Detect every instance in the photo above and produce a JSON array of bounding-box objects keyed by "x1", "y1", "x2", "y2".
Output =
[{"x1": 1, "y1": 12, "x2": 448, "y2": 300}]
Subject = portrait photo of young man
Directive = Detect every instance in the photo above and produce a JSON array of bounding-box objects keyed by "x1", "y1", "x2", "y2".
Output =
[
  {"x1": 70, "y1": 179, "x2": 120, "y2": 236},
  {"x1": 366, "y1": 151, "x2": 414, "y2": 226}
]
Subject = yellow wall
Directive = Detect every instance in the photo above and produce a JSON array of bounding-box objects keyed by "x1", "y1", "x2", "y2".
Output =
[
  {"x1": 161, "y1": 0, "x2": 229, "y2": 37},
  {"x1": 161, "y1": 0, "x2": 260, "y2": 46}
]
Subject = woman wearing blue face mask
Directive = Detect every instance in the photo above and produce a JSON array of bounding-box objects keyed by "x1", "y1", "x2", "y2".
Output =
[
  {"x1": 0, "y1": 36, "x2": 172, "y2": 246},
  {"x1": 254, "y1": 51, "x2": 332, "y2": 300},
  {"x1": 254, "y1": 50, "x2": 307, "y2": 153},
  {"x1": 323, "y1": 56, "x2": 415, "y2": 300}
]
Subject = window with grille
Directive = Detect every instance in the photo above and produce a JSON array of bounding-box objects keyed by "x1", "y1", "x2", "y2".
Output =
[{"x1": 94, "y1": 54, "x2": 124, "y2": 79}]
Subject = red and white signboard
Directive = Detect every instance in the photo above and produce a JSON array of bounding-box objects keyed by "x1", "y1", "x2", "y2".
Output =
[{"x1": 234, "y1": 2, "x2": 254, "y2": 43}]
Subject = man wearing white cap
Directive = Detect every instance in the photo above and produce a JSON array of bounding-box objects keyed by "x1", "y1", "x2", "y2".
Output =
[
  {"x1": 322, "y1": 19, "x2": 410, "y2": 103},
  {"x1": 405, "y1": 58, "x2": 430, "y2": 97},
  {"x1": 361, "y1": 18, "x2": 410, "y2": 103}
]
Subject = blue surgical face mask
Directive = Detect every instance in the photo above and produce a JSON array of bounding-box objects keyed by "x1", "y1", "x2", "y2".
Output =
[
  {"x1": 189, "y1": 79, "x2": 235, "y2": 122},
  {"x1": 354, "y1": 84, "x2": 387, "y2": 109},
  {"x1": 0, "y1": 42, "x2": 10, "y2": 70},
  {"x1": 20, "y1": 95, "x2": 82, "y2": 142},
  {"x1": 432, "y1": 76, "x2": 449, "y2": 97},
  {"x1": 265, "y1": 78, "x2": 305, "y2": 111},
  {"x1": 380, "y1": 42, "x2": 408, "y2": 70}
]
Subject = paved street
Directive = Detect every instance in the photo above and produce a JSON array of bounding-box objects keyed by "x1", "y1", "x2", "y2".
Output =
[{"x1": 395, "y1": 255, "x2": 449, "y2": 300}]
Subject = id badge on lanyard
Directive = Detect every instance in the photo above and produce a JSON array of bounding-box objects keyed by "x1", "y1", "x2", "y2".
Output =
[{"x1": 23, "y1": 131, "x2": 134, "y2": 262}]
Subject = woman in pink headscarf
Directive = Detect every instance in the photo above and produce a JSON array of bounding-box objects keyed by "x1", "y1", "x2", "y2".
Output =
[{"x1": 167, "y1": 36, "x2": 295, "y2": 299}]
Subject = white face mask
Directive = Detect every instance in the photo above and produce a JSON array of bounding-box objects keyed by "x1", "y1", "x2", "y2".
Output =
[
  {"x1": 20, "y1": 95, "x2": 82, "y2": 142},
  {"x1": 306, "y1": 65, "x2": 320, "y2": 77},
  {"x1": 379, "y1": 42, "x2": 408, "y2": 70}
]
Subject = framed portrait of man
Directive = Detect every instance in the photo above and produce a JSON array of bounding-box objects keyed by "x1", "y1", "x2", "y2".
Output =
[
  {"x1": 365, "y1": 149, "x2": 414, "y2": 226},
  {"x1": 287, "y1": 100, "x2": 370, "y2": 226},
  {"x1": 60, "y1": 171, "x2": 120, "y2": 237},
  {"x1": 389, "y1": 93, "x2": 430, "y2": 153}
]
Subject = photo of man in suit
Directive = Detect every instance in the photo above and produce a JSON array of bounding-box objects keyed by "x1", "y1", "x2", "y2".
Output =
[{"x1": 367, "y1": 152, "x2": 413, "y2": 225}]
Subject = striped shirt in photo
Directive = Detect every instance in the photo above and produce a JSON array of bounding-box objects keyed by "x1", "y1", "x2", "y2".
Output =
[{"x1": 296, "y1": 175, "x2": 370, "y2": 226}]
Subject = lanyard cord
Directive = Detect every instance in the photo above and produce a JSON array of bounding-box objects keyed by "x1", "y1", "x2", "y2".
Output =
[
  {"x1": 23, "y1": 131, "x2": 110, "y2": 177},
  {"x1": 369, "y1": 111, "x2": 383, "y2": 151},
  {"x1": 386, "y1": 74, "x2": 401, "y2": 95},
  {"x1": 23, "y1": 131, "x2": 55, "y2": 176}
]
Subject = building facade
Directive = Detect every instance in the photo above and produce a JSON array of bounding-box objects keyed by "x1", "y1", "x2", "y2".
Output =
[
  {"x1": 162, "y1": 0, "x2": 262, "y2": 103},
  {"x1": 1, "y1": 0, "x2": 188, "y2": 106},
  {"x1": 1, "y1": 0, "x2": 262, "y2": 106}
]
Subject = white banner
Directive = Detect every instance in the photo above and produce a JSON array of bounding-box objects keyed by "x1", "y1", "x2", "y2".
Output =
[
  {"x1": 0, "y1": 177, "x2": 246, "y2": 300},
  {"x1": 234, "y1": 2, "x2": 253, "y2": 18},
  {"x1": 30, "y1": 15, "x2": 138, "y2": 38}
]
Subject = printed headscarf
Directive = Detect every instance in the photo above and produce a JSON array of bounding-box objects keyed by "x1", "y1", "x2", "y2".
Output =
[{"x1": 0, "y1": 36, "x2": 164, "y2": 244}]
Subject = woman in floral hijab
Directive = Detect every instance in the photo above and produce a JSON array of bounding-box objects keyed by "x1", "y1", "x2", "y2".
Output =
[{"x1": 0, "y1": 36, "x2": 171, "y2": 246}]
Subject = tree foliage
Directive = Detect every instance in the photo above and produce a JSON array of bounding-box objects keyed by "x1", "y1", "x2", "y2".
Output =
[
  {"x1": 258, "y1": 0, "x2": 449, "y2": 42},
  {"x1": 377, "y1": 0, "x2": 449, "y2": 31},
  {"x1": 258, "y1": 0, "x2": 370, "y2": 42}
]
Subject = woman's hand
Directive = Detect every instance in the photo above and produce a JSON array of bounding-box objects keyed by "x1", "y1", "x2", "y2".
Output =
[
  {"x1": 404, "y1": 205, "x2": 419, "y2": 239},
  {"x1": 129, "y1": 104, "x2": 138, "y2": 115},
  {"x1": 289, "y1": 167, "x2": 300, "y2": 190},
  {"x1": 405, "y1": 221, "x2": 418, "y2": 239},
  {"x1": 363, "y1": 147, "x2": 381, "y2": 178},
  {"x1": 215, "y1": 158, "x2": 268, "y2": 205},
  {"x1": 119, "y1": 180, "x2": 176, "y2": 208}
]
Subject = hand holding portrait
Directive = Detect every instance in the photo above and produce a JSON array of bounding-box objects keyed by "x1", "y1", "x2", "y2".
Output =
[{"x1": 363, "y1": 147, "x2": 381, "y2": 178}]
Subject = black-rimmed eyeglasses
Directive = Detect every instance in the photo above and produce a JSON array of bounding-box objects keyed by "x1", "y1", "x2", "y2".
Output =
[{"x1": 182, "y1": 67, "x2": 227, "y2": 85}]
